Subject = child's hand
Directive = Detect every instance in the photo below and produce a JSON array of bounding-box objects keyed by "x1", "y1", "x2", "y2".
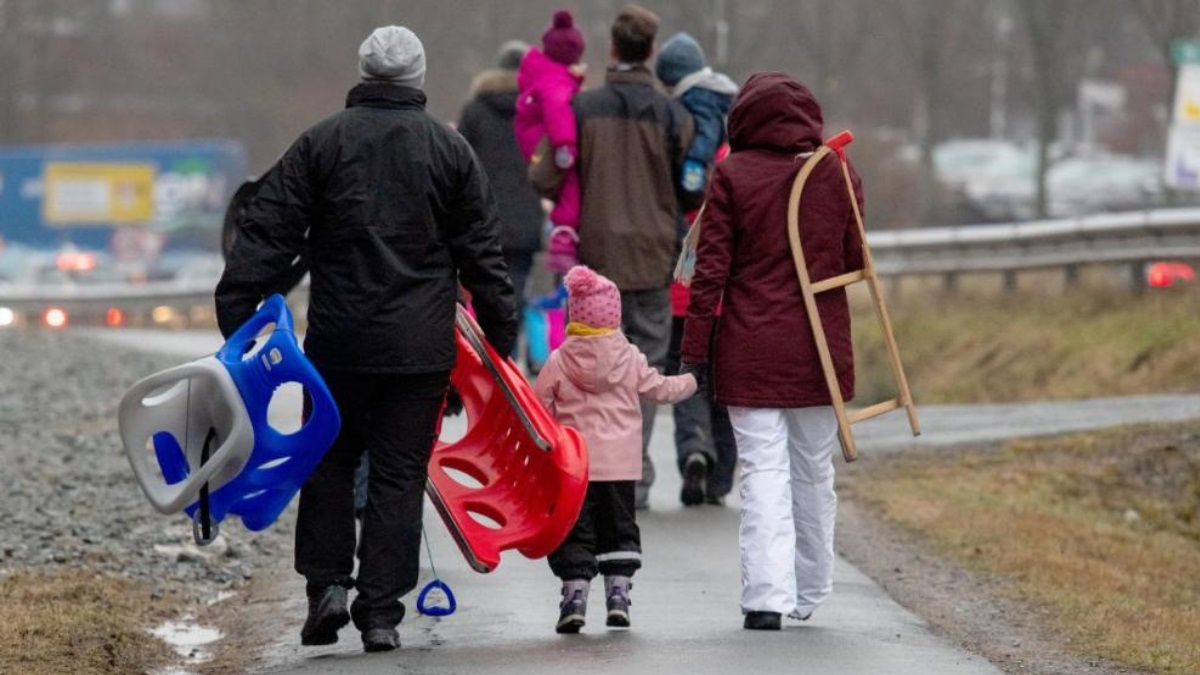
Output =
[{"x1": 569, "y1": 63, "x2": 588, "y2": 78}]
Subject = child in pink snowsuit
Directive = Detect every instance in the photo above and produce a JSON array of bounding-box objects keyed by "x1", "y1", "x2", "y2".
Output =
[
  {"x1": 534, "y1": 265, "x2": 697, "y2": 634},
  {"x1": 515, "y1": 10, "x2": 586, "y2": 273}
]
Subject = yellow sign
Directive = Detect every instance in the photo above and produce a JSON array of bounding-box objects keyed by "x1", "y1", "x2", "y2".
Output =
[{"x1": 43, "y1": 162, "x2": 155, "y2": 225}]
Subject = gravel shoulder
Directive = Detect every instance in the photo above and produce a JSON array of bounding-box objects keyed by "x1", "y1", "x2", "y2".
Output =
[{"x1": 0, "y1": 332, "x2": 297, "y2": 667}]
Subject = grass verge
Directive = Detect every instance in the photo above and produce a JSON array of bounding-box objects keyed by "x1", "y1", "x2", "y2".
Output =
[
  {"x1": 842, "y1": 420, "x2": 1200, "y2": 674},
  {"x1": 852, "y1": 285, "x2": 1200, "y2": 404},
  {"x1": 0, "y1": 569, "x2": 172, "y2": 675}
]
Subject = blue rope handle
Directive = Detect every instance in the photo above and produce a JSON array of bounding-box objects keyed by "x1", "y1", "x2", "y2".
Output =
[{"x1": 416, "y1": 524, "x2": 457, "y2": 617}]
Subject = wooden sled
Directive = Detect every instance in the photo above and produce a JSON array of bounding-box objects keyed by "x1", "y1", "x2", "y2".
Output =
[{"x1": 787, "y1": 130, "x2": 920, "y2": 461}]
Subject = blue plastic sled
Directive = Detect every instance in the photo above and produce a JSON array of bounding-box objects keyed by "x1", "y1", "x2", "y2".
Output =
[{"x1": 120, "y1": 295, "x2": 340, "y2": 543}]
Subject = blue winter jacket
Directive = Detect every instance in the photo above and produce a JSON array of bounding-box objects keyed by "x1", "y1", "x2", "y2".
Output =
[{"x1": 675, "y1": 69, "x2": 739, "y2": 166}]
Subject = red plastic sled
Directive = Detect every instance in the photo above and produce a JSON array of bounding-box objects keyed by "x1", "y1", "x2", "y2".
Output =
[{"x1": 426, "y1": 308, "x2": 589, "y2": 573}]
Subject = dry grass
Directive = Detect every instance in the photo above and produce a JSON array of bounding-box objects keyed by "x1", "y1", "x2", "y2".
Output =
[
  {"x1": 852, "y1": 282, "x2": 1200, "y2": 404},
  {"x1": 0, "y1": 569, "x2": 172, "y2": 675},
  {"x1": 843, "y1": 421, "x2": 1200, "y2": 674}
]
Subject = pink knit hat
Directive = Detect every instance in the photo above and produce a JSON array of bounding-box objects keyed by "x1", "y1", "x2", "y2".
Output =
[
  {"x1": 542, "y1": 10, "x2": 585, "y2": 65},
  {"x1": 565, "y1": 265, "x2": 621, "y2": 329}
]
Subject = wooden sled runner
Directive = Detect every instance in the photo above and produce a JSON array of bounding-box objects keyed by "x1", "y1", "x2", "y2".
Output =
[{"x1": 787, "y1": 130, "x2": 920, "y2": 461}]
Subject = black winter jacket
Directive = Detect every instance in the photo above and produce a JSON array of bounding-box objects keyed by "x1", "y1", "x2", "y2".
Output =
[
  {"x1": 457, "y1": 69, "x2": 544, "y2": 254},
  {"x1": 215, "y1": 82, "x2": 517, "y2": 373}
]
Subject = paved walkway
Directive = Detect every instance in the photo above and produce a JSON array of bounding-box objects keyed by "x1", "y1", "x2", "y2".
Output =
[{"x1": 91, "y1": 328, "x2": 1200, "y2": 674}]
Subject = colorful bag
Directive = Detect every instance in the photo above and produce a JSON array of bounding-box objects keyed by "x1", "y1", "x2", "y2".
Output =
[{"x1": 524, "y1": 284, "x2": 568, "y2": 370}]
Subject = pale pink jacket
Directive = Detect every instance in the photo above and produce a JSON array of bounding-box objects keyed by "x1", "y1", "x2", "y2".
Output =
[
  {"x1": 534, "y1": 332, "x2": 697, "y2": 481},
  {"x1": 515, "y1": 47, "x2": 582, "y2": 227}
]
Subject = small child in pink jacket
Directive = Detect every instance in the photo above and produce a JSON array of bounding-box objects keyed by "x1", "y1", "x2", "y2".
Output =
[
  {"x1": 534, "y1": 265, "x2": 698, "y2": 634},
  {"x1": 515, "y1": 10, "x2": 586, "y2": 273}
]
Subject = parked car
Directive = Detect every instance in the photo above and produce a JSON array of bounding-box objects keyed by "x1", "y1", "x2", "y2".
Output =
[
  {"x1": 1046, "y1": 154, "x2": 1163, "y2": 218},
  {"x1": 946, "y1": 143, "x2": 1164, "y2": 222}
]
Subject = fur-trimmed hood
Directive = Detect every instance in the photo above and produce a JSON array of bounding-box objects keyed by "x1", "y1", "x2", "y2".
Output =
[{"x1": 469, "y1": 68, "x2": 518, "y2": 98}]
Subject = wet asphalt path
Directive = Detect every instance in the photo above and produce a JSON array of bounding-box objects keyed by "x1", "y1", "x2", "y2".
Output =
[{"x1": 88, "y1": 328, "x2": 1199, "y2": 675}]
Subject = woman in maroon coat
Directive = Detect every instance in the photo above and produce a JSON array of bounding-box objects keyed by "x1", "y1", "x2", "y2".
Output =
[{"x1": 680, "y1": 72, "x2": 864, "y2": 630}]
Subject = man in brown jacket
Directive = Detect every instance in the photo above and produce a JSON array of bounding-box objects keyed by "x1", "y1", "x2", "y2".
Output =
[{"x1": 572, "y1": 5, "x2": 697, "y2": 509}]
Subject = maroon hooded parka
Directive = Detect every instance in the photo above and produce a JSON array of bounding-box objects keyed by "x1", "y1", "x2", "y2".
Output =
[{"x1": 680, "y1": 72, "x2": 864, "y2": 408}]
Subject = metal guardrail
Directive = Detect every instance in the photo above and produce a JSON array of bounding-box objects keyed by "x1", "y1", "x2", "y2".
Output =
[
  {"x1": 869, "y1": 207, "x2": 1200, "y2": 276},
  {"x1": 0, "y1": 279, "x2": 221, "y2": 313},
  {"x1": 4, "y1": 207, "x2": 1200, "y2": 316}
]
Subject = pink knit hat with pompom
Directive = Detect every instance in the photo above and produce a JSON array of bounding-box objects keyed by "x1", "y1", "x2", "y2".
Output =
[
  {"x1": 565, "y1": 265, "x2": 621, "y2": 329},
  {"x1": 542, "y1": 10, "x2": 585, "y2": 65}
]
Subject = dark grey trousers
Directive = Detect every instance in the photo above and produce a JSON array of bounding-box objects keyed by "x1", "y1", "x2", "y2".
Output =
[{"x1": 619, "y1": 287, "x2": 671, "y2": 507}]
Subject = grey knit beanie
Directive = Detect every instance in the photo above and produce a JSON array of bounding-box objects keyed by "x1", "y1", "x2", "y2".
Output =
[{"x1": 358, "y1": 26, "x2": 426, "y2": 89}]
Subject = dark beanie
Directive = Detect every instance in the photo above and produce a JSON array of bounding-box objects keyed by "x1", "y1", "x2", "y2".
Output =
[
  {"x1": 655, "y1": 32, "x2": 705, "y2": 87},
  {"x1": 542, "y1": 10, "x2": 585, "y2": 65}
]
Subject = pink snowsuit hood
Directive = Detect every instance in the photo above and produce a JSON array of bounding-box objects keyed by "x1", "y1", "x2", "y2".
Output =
[{"x1": 534, "y1": 332, "x2": 696, "y2": 481}]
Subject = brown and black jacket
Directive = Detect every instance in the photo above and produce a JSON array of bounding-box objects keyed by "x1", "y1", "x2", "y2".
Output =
[{"x1": 572, "y1": 65, "x2": 697, "y2": 291}]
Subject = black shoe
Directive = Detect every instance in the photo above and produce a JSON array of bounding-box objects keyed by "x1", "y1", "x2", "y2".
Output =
[
  {"x1": 704, "y1": 492, "x2": 725, "y2": 506},
  {"x1": 680, "y1": 453, "x2": 708, "y2": 506},
  {"x1": 743, "y1": 611, "x2": 782, "y2": 631},
  {"x1": 301, "y1": 586, "x2": 350, "y2": 646},
  {"x1": 362, "y1": 627, "x2": 399, "y2": 652}
]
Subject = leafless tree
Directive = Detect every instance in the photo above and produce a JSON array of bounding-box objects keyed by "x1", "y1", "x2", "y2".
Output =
[{"x1": 1017, "y1": 0, "x2": 1089, "y2": 218}]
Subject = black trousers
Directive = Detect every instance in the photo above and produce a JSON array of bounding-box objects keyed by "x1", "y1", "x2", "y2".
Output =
[
  {"x1": 548, "y1": 480, "x2": 642, "y2": 581},
  {"x1": 295, "y1": 369, "x2": 449, "y2": 631}
]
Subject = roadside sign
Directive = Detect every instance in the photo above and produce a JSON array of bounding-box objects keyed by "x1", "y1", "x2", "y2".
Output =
[
  {"x1": 1173, "y1": 39, "x2": 1200, "y2": 66},
  {"x1": 1165, "y1": 125, "x2": 1200, "y2": 190},
  {"x1": 43, "y1": 162, "x2": 155, "y2": 225},
  {"x1": 1172, "y1": 64, "x2": 1200, "y2": 126}
]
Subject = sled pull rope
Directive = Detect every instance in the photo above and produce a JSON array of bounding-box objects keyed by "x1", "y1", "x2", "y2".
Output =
[
  {"x1": 416, "y1": 523, "x2": 457, "y2": 617},
  {"x1": 192, "y1": 427, "x2": 220, "y2": 546}
]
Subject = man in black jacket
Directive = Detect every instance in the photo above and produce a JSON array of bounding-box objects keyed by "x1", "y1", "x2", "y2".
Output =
[{"x1": 215, "y1": 25, "x2": 516, "y2": 653}]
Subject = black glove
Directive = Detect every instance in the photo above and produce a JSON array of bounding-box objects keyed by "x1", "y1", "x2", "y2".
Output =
[
  {"x1": 477, "y1": 321, "x2": 516, "y2": 360},
  {"x1": 443, "y1": 385, "x2": 464, "y2": 417},
  {"x1": 679, "y1": 362, "x2": 709, "y2": 392}
]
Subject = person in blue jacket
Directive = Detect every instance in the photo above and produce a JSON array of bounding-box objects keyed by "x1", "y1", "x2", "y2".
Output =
[
  {"x1": 655, "y1": 32, "x2": 738, "y2": 199},
  {"x1": 655, "y1": 32, "x2": 740, "y2": 506}
]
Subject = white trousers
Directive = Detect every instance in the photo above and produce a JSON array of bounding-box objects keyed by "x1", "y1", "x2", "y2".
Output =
[{"x1": 728, "y1": 405, "x2": 838, "y2": 617}]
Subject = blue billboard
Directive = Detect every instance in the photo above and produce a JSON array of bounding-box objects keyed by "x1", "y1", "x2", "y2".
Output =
[{"x1": 0, "y1": 140, "x2": 248, "y2": 252}]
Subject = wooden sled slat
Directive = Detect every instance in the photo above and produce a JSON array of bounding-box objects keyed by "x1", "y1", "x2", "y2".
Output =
[
  {"x1": 811, "y1": 269, "x2": 868, "y2": 294},
  {"x1": 847, "y1": 398, "x2": 901, "y2": 424},
  {"x1": 786, "y1": 132, "x2": 920, "y2": 462}
]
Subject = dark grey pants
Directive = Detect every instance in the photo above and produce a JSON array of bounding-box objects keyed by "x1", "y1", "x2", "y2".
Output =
[
  {"x1": 666, "y1": 317, "x2": 737, "y2": 497},
  {"x1": 296, "y1": 369, "x2": 449, "y2": 631},
  {"x1": 619, "y1": 287, "x2": 671, "y2": 507}
]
